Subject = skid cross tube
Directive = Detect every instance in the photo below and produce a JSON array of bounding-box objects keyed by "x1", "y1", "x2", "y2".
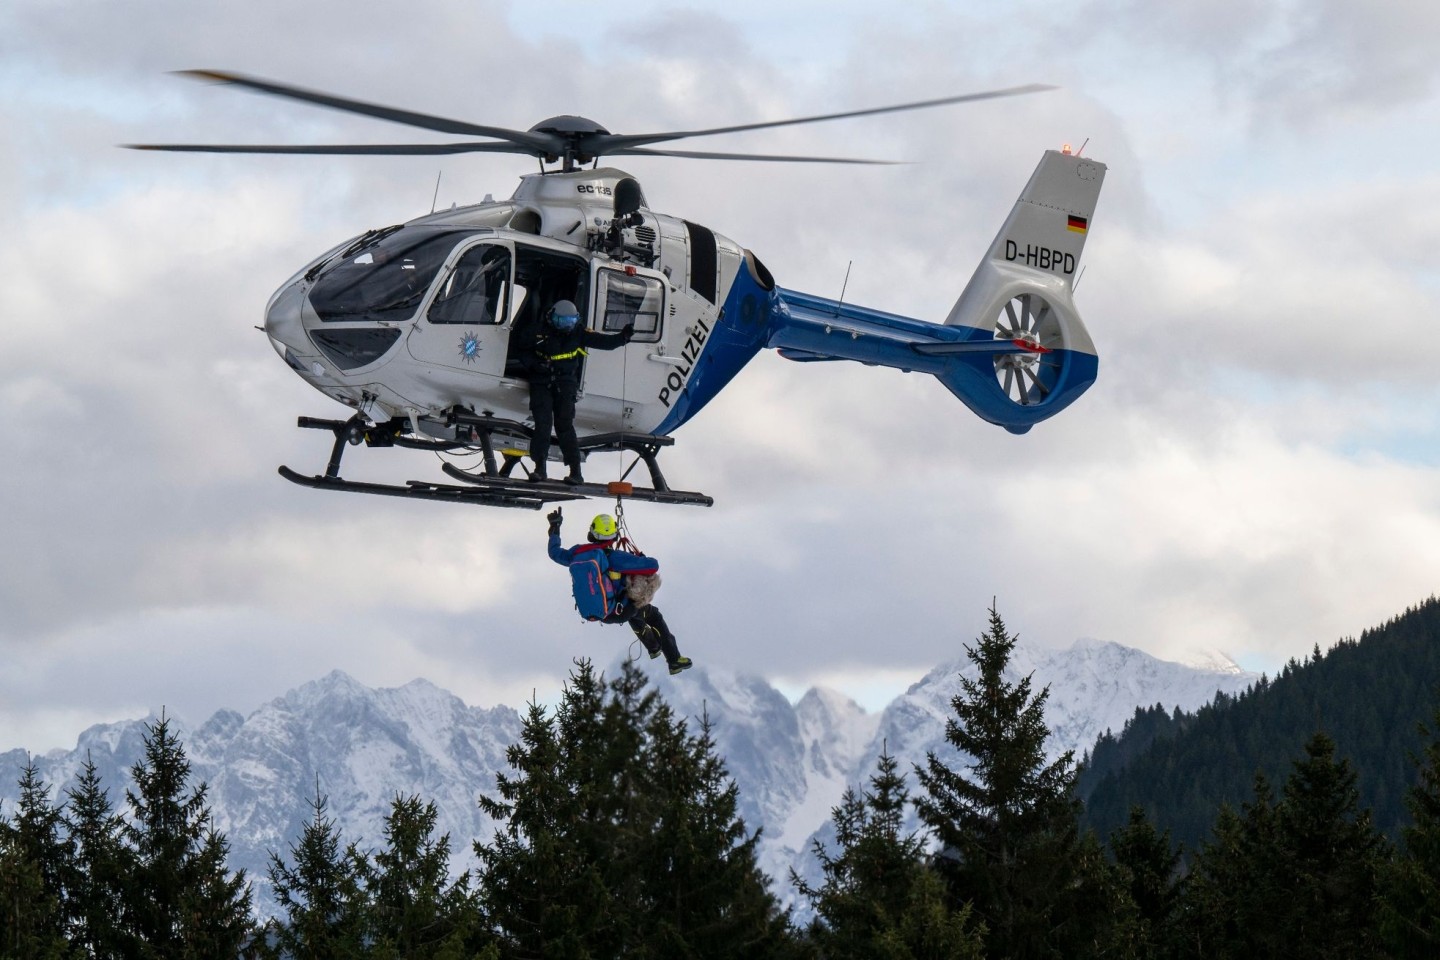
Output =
[
  {"x1": 280, "y1": 412, "x2": 712, "y2": 509},
  {"x1": 446, "y1": 412, "x2": 682, "y2": 494}
]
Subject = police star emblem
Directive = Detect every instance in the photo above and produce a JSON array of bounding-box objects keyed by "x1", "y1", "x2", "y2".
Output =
[{"x1": 458, "y1": 332, "x2": 482, "y2": 363}]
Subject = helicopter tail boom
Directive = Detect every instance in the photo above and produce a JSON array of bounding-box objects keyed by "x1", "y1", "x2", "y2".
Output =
[{"x1": 766, "y1": 149, "x2": 1105, "y2": 433}]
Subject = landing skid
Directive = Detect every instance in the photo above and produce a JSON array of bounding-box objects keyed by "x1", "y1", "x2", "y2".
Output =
[
  {"x1": 439, "y1": 464, "x2": 713, "y2": 508},
  {"x1": 278, "y1": 413, "x2": 713, "y2": 510},
  {"x1": 276, "y1": 466, "x2": 578, "y2": 510}
]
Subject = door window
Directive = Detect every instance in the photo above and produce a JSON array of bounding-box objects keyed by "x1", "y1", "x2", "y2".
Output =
[
  {"x1": 596, "y1": 269, "x2": 663, "y2": 343},
  {"x1": 427, "y1": 244, "x2": 511, "y2": 325}
]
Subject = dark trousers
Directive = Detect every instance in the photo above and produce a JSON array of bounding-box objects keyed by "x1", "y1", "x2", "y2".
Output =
[
  {"x1": 528, "y1": 375, "x2": 581, "y2": 474},
  {"x1": 606, "y1": 604, "x2": 681, "y2": 663}
]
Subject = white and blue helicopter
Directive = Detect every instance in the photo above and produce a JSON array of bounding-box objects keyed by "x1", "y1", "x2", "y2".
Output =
[{"x1": 130, "y1": 71, "x2": 1105, "y2": 510}]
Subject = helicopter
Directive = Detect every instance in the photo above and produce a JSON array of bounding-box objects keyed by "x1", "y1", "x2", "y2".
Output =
[{"x1": 129, "y1": 71, "x2": 1106, "y2": 511}]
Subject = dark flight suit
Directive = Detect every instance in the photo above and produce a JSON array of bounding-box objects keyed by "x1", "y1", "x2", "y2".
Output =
[{"x1": 523, "y1": 321, "x2": 630, "y2": 479}]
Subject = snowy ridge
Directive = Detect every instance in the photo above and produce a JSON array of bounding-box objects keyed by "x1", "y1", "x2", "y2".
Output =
[
  {"x1": 0, "y1": 671, "x2": 522, "y2": 912},
  {"x1": 0, "y1": 640, "x2": 1256, "y2": 918}
]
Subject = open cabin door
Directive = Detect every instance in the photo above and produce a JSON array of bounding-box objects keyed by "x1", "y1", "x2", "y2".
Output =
[{"x1": 581, "y1": 263, "x2": 671, "y2": 428}]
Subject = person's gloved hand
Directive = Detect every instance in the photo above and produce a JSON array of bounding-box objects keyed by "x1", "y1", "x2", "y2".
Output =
[
  {"x1": 547, "y1": 507, "x2": 563, "y2": 536},
  {"x1": 621, "y1": 323, "x2": 635, "y2": 342}
]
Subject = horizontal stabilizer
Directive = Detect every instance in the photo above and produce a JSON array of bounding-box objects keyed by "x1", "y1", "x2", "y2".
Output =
[
  {"x1": 777, "y1": 347, "x2": 844, "y2": 363},
  {"x1": 910, "y1": 339, "x2": 1046, "y2": 356}
]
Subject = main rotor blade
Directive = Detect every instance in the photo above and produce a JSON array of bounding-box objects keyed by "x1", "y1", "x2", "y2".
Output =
[
  {"x1": 175, "y1": 69, "x2": 558, "y2": 154},
  {"x1": 598, "y1": 83, "x2": 1057, "y2": 151},
  {"x1": 124, "y1": 141, "x2": 537, "y2": 156},
  {"x1": 612, "y1": 146, "x2": 898, "y2": 165}
]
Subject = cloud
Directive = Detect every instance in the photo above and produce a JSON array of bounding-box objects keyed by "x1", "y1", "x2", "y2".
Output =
[
  {"x1": 3, "y1": 1, "x2": 1440, "y2": 756},
  {"x1": 1078, "y1": 0, "x2": 1440, "y2": 128},
  {"x1": 1249, "y1": 0, "x2": 1440, "y2": 120},
  {"x1": 1082, "y1": 174, "x2": 1440, "y2": 396}
]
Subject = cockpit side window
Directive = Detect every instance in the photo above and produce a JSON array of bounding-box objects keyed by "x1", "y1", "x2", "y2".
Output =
[
  {"x1": 310, "y1": 229, "x2": 467, "y2": 323},
  {"x1": 597, "y1": 270, "x2": 663, "y2": 343},
  {"x1": 427, "y1": 244, "x2": 511, "y2": 325}
]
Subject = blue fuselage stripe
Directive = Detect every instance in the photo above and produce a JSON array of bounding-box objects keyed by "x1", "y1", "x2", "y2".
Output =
[{"x1": 652, "y1": 266, "x2": 773, "y2": 435}]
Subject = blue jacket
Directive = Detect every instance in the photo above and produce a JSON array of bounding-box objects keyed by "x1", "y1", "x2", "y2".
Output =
[{"x1": 549, "y1": 535, "x2": 659, "y2": 605}]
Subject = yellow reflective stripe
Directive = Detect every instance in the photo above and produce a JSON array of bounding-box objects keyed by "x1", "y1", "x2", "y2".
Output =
[{"x1": 547, "y1": 347, "x2": 588, "y2": 361}]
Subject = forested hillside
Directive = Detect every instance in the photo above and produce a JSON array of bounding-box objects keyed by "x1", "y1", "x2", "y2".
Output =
[
  {"x1": 7, "y1": 606, "x2": 1440, "y2": 957},
  {"x1": 1081, "y1": 596, "x2": 1440, "y2": 850}
]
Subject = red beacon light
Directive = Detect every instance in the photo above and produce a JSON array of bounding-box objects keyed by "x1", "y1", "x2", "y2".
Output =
[{"x1": 1062, "y1": 143, "x2": 1072, "y2": 155}]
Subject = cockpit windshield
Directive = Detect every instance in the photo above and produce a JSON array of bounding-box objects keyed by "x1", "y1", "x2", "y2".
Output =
[{"x1": 309, "y1": 228, "x2": 470, "y2": 323}]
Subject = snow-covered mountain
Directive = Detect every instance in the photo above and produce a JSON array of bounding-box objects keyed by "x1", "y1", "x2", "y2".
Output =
[
  {"x1": 0, "y1": 671, "x2": 523, "y2": 912},
  {"x1": 0, "y1": 639, "x2": 1256, "y2": 917}
]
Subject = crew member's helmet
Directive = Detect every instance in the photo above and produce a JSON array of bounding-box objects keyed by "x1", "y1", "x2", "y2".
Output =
[
  {"x1": 589, "y1": 514, "x2": 618, "y2": 541},
  {"x1": 549, "y1": 300, "x2": 581, "y2": 332}
]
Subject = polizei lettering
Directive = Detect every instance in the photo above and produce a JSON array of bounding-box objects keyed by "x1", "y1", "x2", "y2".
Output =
[
  {"x1": 657, "y1": 317, "x2": 712, "y2": 408},
  {"x1": 1004, "y1": 240, "x2": 1076, "y2": 275}
]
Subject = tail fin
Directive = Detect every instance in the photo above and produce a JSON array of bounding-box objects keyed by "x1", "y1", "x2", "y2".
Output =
[{"x1": 938, "y1": 149, "x2": 1106, "y2": 432}]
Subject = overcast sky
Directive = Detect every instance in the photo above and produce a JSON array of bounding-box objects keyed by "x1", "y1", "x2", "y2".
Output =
[{"x1": 4, "y1": 0, "x2": 1440, "y2": 751}]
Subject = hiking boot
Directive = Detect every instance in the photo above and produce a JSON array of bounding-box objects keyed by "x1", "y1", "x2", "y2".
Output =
[
  {"x1": 668, "y1": 656, "x2": 693, "y2": 675},
  {"x1": 643, "y1": 640, "x2": 662, "y2": 660},
  {"x1": 527, "y1": 470, "x2": 548, "y2": 483},
  {"x1": 563, "y1": 471, "x2": 584, "y2": 485}
]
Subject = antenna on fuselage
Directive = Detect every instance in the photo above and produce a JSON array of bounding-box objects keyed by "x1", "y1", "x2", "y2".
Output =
[
  {"x1": 835, "y1": 260, "x2": 853, "y2": 316},
  {"x1": 430, "y1": 171, "x2": 442, "y2": 214}
]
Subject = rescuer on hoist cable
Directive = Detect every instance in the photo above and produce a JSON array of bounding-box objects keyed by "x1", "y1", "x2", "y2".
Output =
[
  {"x1": 522, "y1": 299, "x2": 634, "y2": 485},
  {"x1": 547, "y1": 506, "x2": 693, "y2": 675}
]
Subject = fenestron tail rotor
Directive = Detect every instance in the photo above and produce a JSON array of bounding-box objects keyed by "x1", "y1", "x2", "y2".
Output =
[
  {"x1": 992, "y1": 293, "x2": 1063, "y2": 407},
  {"x1": 124, "y1": 70, "x2": 1057, "y2": 171}
]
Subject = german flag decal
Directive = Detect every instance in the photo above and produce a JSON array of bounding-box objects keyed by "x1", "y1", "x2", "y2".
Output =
[{"x1": 1067, "y1": 214, "x2": 1088, "y2": 233}]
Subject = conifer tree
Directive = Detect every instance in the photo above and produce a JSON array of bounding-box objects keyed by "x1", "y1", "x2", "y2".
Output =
[
  {"x1": 1172, "y1": 774, "x2": 1281, "y2": 960},
  {"x1": 476, "y1": 668, "x2": 605, "y2": 955},
  {"x1": 1269, "y1": 732, "x2": 1384, "y2": 959},
  {"x1": 476, "y1": 658, "x2": 799, "y2": 958},
  {"x1": 5, "y1": 760, "x2": 74, "y2": 953},
  {"x1": 794, "y1": 748, "x2": 982, "y2": 959},
  {"x1": 913, "y1": 603, "x2": 1117, "y2": 958},
  {"x1": 0, "y1": 814, "x2": 69, "y2": 960},
  {"x1": 263, "y1": 785, "x2": 369, "y2": 959},
  {"x1": 64, "y1": 754, "x2": 137, "y2": 960},
  {"x1": 643, "y1": 704, "x2": 797, "y2": 958},
  {"x1": 1381, "y1": 707, "x2": 1440, "y2": 956},
  {"x1": 1177, "y1": 738, "x2": 1386, "y2": 960},
  {"x1": 123, "y1": 715, "x2": 253, "y2": 958},
  {"x1": 364, "y1": 793, "x2": 482, "y2": 959},
  {"x1": 0, "y1": 851, "x2": 64, "y2": 960},
  {"x1": 1108, "y1": 806, "x2": 1180, "y2": 956}
]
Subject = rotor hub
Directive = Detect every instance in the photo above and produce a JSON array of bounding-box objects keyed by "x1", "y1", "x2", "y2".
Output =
[{"x1": 528, "y1": 115, "x2": 611, "y2": 137}]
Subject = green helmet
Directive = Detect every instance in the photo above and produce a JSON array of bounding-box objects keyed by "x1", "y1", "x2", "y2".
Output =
[{"x1": 590, "y1": 514, "x2": 618, "y2": 540}]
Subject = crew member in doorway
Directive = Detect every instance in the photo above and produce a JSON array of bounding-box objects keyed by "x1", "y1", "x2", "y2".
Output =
[
  {"x1": 547, "y1": 508, "x2": 693, "y2": 675},
  {"x1": 523, "y1": 299, "x2": 633, "y2": 484}
]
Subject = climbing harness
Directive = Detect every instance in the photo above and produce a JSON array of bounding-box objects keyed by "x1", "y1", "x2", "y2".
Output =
[{"x1": 612, "y1": 498, "x2": 661, "y2": 609}]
